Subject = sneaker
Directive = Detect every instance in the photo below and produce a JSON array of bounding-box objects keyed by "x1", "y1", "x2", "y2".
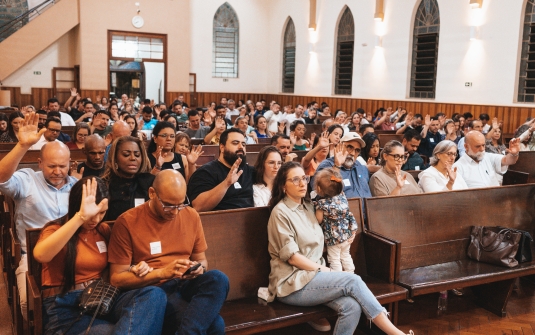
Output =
[
  {"x1": 307, "y1": 318, "x2": 331, "y2": 332},
  {"x1": 407, "y1": 331, "x2": 415, "y2": 335},
  {"x1": 451, "y1": 288, "x2": 463, "y2": 296}
]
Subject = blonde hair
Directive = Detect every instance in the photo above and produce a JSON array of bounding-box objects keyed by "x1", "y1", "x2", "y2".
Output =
[{"x1": 314, "y1": 168, "x2": 343, "y2": 198}]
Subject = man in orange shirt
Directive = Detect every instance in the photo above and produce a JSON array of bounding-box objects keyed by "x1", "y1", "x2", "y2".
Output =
[{"x1": 108, "y1": 169, "x2": 229, "y2": 335}]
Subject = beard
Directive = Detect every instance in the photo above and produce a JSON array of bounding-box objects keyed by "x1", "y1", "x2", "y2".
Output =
[
  {"x1": 223, "y1": 149, "x2": 246, "y2": 165},
  {"x1": 343, "y1": 155, "x2": 355, "y2": 169},
  {"x1": 467, "y1": 149, "x2": 485, "y2": 162}
]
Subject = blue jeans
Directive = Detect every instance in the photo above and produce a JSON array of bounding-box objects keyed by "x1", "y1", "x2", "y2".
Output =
[
  {"x1": 43, "y1": 286, "x2": 166, "y2": 335},
  {"x1": 159, "y1": 270, "x2": 229, "y2": 335},
  {"x1": 277, "y1": 272, "x2": 387, "y2": 335}
]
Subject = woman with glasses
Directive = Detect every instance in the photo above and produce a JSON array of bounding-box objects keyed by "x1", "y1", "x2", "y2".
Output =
[
  {"x1": 101, "y1": 136, "x2": 154, "y2": 220},
  {"x1": 66, "y1": 122, "x2": 91, "y2": 150},
  {"x1": 267, "y1": 161, "x2": 413, "y2": 335},
  {"x1": 253, "y1": 146, "x2": 283, "y2": 207},
  {"x1": 418, "y1": 140, "x2": 468, "y2": 193},
  {"x1": 369, "y1": 140, "x2": 422, "y2": 196},
  {"x1": 147, "y1": 122, "x2": 203, "y2": 182}
]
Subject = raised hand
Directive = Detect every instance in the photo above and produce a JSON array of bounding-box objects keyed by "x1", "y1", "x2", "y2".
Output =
[
  {"x1": 395, "y1": 167, "x2": 407, "y2": 188},
  {"x1": 96, "y1": 95, "x2": 101, "y2": 103},
  {"x1": 424, "y1": 114, "x2": 431, "y2": 127},
  {"x1": 285, "y1": 153, "x2": 298, "y2": 162},
  {"x1": 334, "y1": 143, "x2": 348, "y2": 168},
  {"x1": 78, "y1": 178, "x2": 109, "y2": 222},
  {"x1": 309, "y1": 132, "x2": 317, "y2": 145},
  {"x1": 215, "y1": 117, "x2": 226, "y2": 131},
  {"x1": 289, "y1": 131, "x2": 297, "y2": 145},
  {"x1": 492, "y1": 117, "x2": 499, "y2": 130},
  {"x1": 186, "y1": 145, "x2": 204, "y2": 165},
  {"x1": 405, "y1": 113, "x2": 413, "y2": 125},
  {"x1": 70, "y1": 87, "x2": 77, "y2": 97},
  {"x1": 317, "y1": 131, "x2": 329, "y2": 149},
  {"x1": 154, "y1": 146, "x2": 166, "y2": 168},
  {"x1": 447, "y1": 165, "x2": 457, "y2": 183},
  {"x1": 70, "y1": 161, "x2": 84, "y2": 180},
  {"x1": 17, "y1": 112, "x2": 46, "y2": 147},
  {"x1": 508, "y1": 138, "x2": 521, "y2": 155},
  {"x1": 278, "y1": 122, "x2": 286, "y2": 134},
  {"x1": 367, "y1": 157, "x2": 376, "y2": 166},
  {"x1": 225, "y1": 157, "x2": 243, "y2": 187}
]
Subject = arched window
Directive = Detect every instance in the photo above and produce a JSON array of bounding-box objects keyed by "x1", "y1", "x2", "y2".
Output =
[
  {"x1": 410, "y1": 0, "x2": 440, "y2": 99},
  {"x1": 334, "y1": 7, "x2": 355, "y2": 95},
  {"x1": 518, "y1": 0, "x2": 535, "y2": 102},
  {"x1": 282, "y1": 18, "x2": 296, "y2": 93},
  {"x1": 213, "y1": 2, "x2": 239, "y2": 78}
]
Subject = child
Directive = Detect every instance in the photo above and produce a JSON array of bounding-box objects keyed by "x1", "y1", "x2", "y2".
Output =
[{"x1": 314, "y1": 168, "x2": 358, "y2": 273}]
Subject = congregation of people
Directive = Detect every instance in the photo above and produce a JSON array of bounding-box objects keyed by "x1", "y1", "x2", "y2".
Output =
[{"x1": 2, "y1": 89, "x2": 534, "y2": 335}]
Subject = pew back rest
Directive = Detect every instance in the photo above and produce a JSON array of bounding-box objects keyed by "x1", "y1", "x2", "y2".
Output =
[
  {"x1": 510, "y1": 151, "x2": 535, "y2": 183},
  {"x1": 26, "y1": 229, "x2": 42, "y2": 289},
  {"x1": 365, "y1": 185, "x2": 535, "y2": 271},
  {"x1": 378, "y1": 134, "x2": 403, "y2": 148}
]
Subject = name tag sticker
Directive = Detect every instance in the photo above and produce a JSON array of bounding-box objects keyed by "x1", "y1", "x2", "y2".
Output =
[
  {"x1": 415, "y1": 166, "x2": 420, "y2": 171},
  {"x1": 172, "y1": 162, "x2": 181, "y2": 170},
  {"x1": 96, "y1": 241, "x2": 107, "y2": 253},
  {"x1": 134, "y1": 198, "x2": 145, "y2": 207},
  {"x1": 234, "y1": 182, "x2": 242, "y2": 189},
  {"x1": 150, "y1": 241, "x2": 162, "y2": 255},
  {"x1": 343, "y1": 179, "x2": 351, "y2": 187},
  {"x1": 429, "y1": 138, "x2": 435, "y2": 143},
  {"x1": 404, "y1": 179, "x2": 411, "y2": 185}
]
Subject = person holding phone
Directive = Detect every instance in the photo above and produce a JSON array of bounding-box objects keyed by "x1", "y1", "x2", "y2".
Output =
[{"x1": 109, "y1": 169, "x2": 229, "y2": 335}]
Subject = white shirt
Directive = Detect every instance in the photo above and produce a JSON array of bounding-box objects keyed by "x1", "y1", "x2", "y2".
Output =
[
  {"x1": 357, "y1": 156, "x2": 367, "y2": 166},
  {"x1": 453, "y1": 152, "x2": 507, "y2": 189},
  {"x1": 29, "y1": 135, "x2": 60, "y2": 150},
  {"x1": 225, "y1": 109, "x2": 240, "y2": 120},
  {"x1": 482, "y1": 124, "x2": 491, "y2": 134},
  {"x1": 253, "y1": 184, "x2": 271, "y2": 207},
  {"x1": 60, "y1": 112, "x2": 76, "y2": 126},
  {"x1": 418, "y1": 166, "x2": 468, "y2": 193},
  {"x1": 285, "y1": 114, "x2": 305, "y2": 135},
  {"x1": 264, "y1": 110, "x2": 287, "y2": 134}
]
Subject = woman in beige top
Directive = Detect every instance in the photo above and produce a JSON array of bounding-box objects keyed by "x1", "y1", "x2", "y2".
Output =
[
  {"x1": 266, "y1": 161, "x2": 413, "y2": 335},
  {"x1": 369, "y1": 140, "x2": 422, "y2": 196}
]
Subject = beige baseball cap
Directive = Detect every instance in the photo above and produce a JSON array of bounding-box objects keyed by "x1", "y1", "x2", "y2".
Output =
[{"x1": 340, "y1": 132, "x2": 366, "y2": 148}]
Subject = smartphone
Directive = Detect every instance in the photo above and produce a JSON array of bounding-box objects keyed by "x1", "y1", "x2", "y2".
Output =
[{"x1": 183, "y1": 263, "x2": 201, "y2": 275}]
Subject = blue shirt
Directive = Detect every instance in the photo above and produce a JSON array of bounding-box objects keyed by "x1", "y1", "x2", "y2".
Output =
[
  {"x1": 458, "y1": 137, "x2": 466, "y2": 156},
  {"x1": 314, "y1": 158, "x2": 372, "y2": 199},
  {"x1": 0, "y1": 169, "x2": 77, "y2": 251},
  {"x1": 141, "y1": 118, "x2": 158, "y2": 130}
]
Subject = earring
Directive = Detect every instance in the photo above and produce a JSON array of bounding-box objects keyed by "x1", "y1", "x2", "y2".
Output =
[{"x1": 114, "y1": 163, "x2": 118, "y2": 170}]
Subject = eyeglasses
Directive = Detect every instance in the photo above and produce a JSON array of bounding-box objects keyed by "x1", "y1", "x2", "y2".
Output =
[
  {"x1": 286, "y1": 175, "x2": 310, "y2": 186},
  {"x1": 440, "y1": 152, "x2": 457, "y2": 158},
  {"x1": 156, "y1": 193, "x2": 190, "y2": 212},
  {"x1": 47, "y1": 128, "x2": 61, "y2": 133},
  {"x1": 157, "y1": 134, "x2": 176, "y2": 139},
  {"x1": 385, "y1": 153, "x2": 409, "y2": 161},
  {"x1": 345, "y1": 144, "x2": 362, "y2": 154}
]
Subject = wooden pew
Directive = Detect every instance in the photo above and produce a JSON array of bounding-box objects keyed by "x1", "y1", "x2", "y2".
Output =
[
  {"x1": 503, "y1": 170, "x2": 530, "y2": 185},
  {"x1": 0, "y1": 149, "x2": 86, "y2": 163},
  {"x1": 26, "y1": 228, "x2": 42, "y2": 335},
  {"x1": 508, "y1": 151, "x2": 535, "y2": 183},
  {"x1": 378, "y1": 134, "x2": 403, "y2": 148},
  {"x1": 374, "y1": 130, "x2": 397, "y2": 135},
  {"x1": 365, "y1": 184, "x2": 535, "y2": 317},
  {"x1": 304, "y1": 124, "x2": 322, "y2": 140},
  {"x1": 245, "y1": 150, "x2": 308, "y2": 167}
]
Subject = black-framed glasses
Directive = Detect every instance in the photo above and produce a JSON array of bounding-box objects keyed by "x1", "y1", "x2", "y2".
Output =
[
  {"x1": 156, "y1": 193, "x2": 190, "y2": 212},
  {"x1": 286, "y1": 175, "x2": 310, "y2": 186},
  {"x1": 345, "y1": 144, "x2": 362, "y2": 154},
  {"x1": 385, "y1": 153, "x2": 409, "y2": 161}
]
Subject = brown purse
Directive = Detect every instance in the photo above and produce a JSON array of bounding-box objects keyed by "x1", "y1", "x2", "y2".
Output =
[{"x1": 467, "y1": 226, "x2": 522, "y2": 268}]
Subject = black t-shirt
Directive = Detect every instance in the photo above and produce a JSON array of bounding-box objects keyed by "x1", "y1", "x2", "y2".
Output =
[
  {"x1": 148, "y1": 152, "x2": 186, "y2": 180},
  {"x1": 403, "y1": 125, "x2": 424, "y2": 134},
  {"x1": 104, "y1": 173, "x2": 155, "y2": 221},
  {"x1": 187, "y1": 159, "x2": 255, "y2": 211},
  {"x1": 69, "y1": 109, "x2": 89, "y2": 123},
  {"x1": 77, "y1": 162, "x2": 105, "y2": 178}
]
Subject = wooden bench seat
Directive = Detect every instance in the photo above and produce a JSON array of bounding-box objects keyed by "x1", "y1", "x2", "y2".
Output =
[{"x1": 366, "y1": 184, "x2": 535, "y2": 317}]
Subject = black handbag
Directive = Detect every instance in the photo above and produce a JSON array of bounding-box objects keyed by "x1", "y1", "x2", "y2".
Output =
[
  {"x1": 62, "y1": 280, "x2": 120, "y2": 335},
  {"x1": 496, "y1": 226, "x2": 533, "y2": 263},
  {"x1": 467, "y1": 226, "x2": 522, "y2": 268}
]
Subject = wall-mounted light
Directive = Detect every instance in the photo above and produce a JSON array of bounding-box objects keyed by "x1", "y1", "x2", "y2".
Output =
[
  {"x1": 470, "y1": 26, "x2": 480, "y2": 40},
  {"x1": 374, "y1": 0, "x2": 384, "y2": 22},
  {"x1": 375, "y1": 36, "x2": 383, "y2": 48},
  {"x1": 469, "y1": 0, "x2": 482, "y2": 9},
  {"x1": 309, "y1": 0, "x2": 317, "y2": 31}
]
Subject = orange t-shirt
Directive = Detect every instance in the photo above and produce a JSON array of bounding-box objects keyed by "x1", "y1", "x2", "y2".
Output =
[
  {"x1": 108, "y1": 202, "x2": 207, "y2": 275},
  {"x1": 305, "y1": 159, "x2": 319, "y2": 176},
  {"x1": 39, "y1": 223, "x2": 111, "y2": 287}
]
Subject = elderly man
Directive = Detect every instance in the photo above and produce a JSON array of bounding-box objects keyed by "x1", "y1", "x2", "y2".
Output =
[
  {"x1": 0, "y1": 112, "x2": 79, "y2": 319},
  {"x1": 29, "y1": 117, "x2": 62, "y2": 150},
  {"x1": 188, "y1": 128, "x2": 255, "y2": 212},
  {"x1": 458, "y1": 119, "x2": 483, "y2": 157},
  {"x1": 315, "y1": 132, "x2": 372, "y2": 199},
  {"x1": 264, "y1": 103, "x2": 286, "y2": 135},
  {"x1": 453, "y1": 131, "x2": 520, "y2": 188},
  {"x1": 271, "y1": 134, "x2": 297, "y2": 162},
  {"x1": 225, "y1": 99, "x2": 239, "y2": 120},
  {"x1": 103, "y1": 121, "x2": 132, "y2": 161},
  {"x1": 109, "y1": 170, "x2": 228, "y2": 335},
  {"x1": 184, "y1": 110, "x2": 211, "y2": 139},
  {"x1": 77, "y1": 134, "x2": 106, "y2": 177}
]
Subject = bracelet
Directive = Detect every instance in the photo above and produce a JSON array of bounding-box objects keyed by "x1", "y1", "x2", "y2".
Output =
[
  {"x1": 509, "y1": 152, "x2": 519, "y2": 157},
  {"x1": 76, "y1": 212, "x2": 86, "y2": 221},
  {"x1": 153, "y1": 165, "x2": 162, "y2": 170}
]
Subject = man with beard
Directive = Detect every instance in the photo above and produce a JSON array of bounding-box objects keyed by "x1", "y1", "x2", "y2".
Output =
[
  {"x1": 187, "y1": 128, "x2": 254, "y2": 211},
  {"x1": 314, "y1": 132, "x2": 372, "y2": 199},
  {"x1": 457, "y1": 119, "x2": 483, "y2": 157},
  {"x1": 401, "y1": 131, "x2": 425, "y2": 171},
  {"x1": 453, "y1": 131, "x2": 520, "y2": 188}
]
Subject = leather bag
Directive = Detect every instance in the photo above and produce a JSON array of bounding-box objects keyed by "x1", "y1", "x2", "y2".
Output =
[
  {"x1": 467, "y1": 226, "x2": 521, "y2": 268},
  {"x1": 496, "y1": 226, "x2": 533, "y2": 263},
  {"x1": 80, "y1": 279, "x2": 120, "y2": 317}
]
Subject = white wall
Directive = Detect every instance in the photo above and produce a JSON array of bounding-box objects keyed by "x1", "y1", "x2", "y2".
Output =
[
  {"x1": 189, "y1": 0, "x2": 271, "y2": 93},
  {"x1": 2, "y1": 27, "x2": 77, "y2": 93}
]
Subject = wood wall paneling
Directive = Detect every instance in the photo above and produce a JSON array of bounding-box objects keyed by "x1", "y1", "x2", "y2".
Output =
[{"x1": 79, "y1": 90, "x2": 108, "y2": 104}]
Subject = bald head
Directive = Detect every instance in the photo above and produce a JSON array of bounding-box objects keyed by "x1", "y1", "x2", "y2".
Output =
[
  {"x1": 41, "y1": 141, "x2": 70, "y2": 160},
  {"x1": 465, "y1": 131, "x2": 485, "y2": 146},
  {"x1": 84, "y1": 134, "x2": 106, "y2": 169},
  {"x1": 106, "y1": 121, "x2": 131, "y2": 145},
  {"x1": 39, "y1": 141, "x2": 71, "y2": 189},
  {"x1": 153, "y1": 169, "x2": 186, "y2": 198},
  {"x1": 85, "y1": 134, "x2": 106, "y2": 150},
  {"x1": 464, "y1": 130, "x2": 486, "y2": 161}
]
